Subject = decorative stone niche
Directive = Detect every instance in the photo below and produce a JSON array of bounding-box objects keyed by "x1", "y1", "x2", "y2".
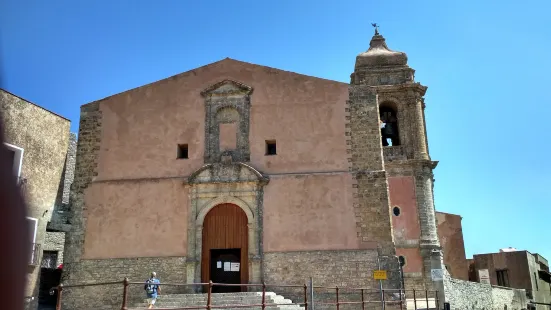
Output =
[{"x1": 201, "y1": 80, "x2": 253, "y2": 164}]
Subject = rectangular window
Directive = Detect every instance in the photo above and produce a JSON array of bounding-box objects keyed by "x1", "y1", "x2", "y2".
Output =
[
  {"x1": 496, "y1": 269, "x2": 510, "y2": 287},
  {"x1": 177, "y1": 144, "x2": 188, "y2": 159},
  {"x1": 266, "y1": 140, "x2": 277, "y2": 156},
  {"x1": 41, "y1": 251, "x2": 58, "y2": 269}
]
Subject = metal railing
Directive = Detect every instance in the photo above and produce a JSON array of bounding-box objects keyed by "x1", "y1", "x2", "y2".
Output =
[{"x1": 51, "y1": 279, "x2": 440, "y2": 310}]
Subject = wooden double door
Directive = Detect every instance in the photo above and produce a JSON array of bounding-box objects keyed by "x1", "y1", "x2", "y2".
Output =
[{"x1": 201, "y1": 203, "x2": 249, "y2": 293}]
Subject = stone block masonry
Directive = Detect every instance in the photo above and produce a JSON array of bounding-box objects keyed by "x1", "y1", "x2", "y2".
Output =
[
  {"x1": 63, "y1": 101, "x2": 102, "y2": 265},
  {"x1": 61, "y1": 257, "x2": 187, "y2": 310},
  {"x1": 443, "y1": 276, "x2": 528, "y2": 310},
  {"x1": 345, "y1": 84, "x2": 401, "y2": 290},
  {"x1": 44, "y1": 232, "x2": 65, "y2": 266},
  {"x1": 264, "y1": 250, "x2": 380, "y2": 288},
  {"x1": 61, "y1": 101, "x2": 103, "y2": 309},
  {"x1": 264, "y1": 250, "x2": 404, "y2": 310}
]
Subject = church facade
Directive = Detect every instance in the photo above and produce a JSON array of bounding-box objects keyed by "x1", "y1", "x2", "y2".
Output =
[{"x1": 62, "y1": 30, "x2": 451, "y2": 308}]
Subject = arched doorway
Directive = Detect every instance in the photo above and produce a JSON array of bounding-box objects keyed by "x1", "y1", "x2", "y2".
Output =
[{"x1": 201, "y1": 203, "x2": 249, "y2": 293}]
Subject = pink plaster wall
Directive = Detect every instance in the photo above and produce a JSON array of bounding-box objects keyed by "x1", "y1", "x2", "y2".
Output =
[
  {"x1": 396, "y1": 248, "x2": 423, "y2": 273},
  {"x1": 263, "y1": 173, "x2": 361, "y2": 252},
  {"x1": 389, "y1": 176, "x2": 423, "y2": 273},
  {"x1": 82, "y1": 180, "x2": 189, "y2": 259},
  {"x1": 388, "y1": 176, "x2": 420, "y2": 241},
  {"x1": 94, "y1": 58, "x2": 349, "y2": 181},
  {"x1": 436, "y1": 211, "x2": 469, "y2": 280}
]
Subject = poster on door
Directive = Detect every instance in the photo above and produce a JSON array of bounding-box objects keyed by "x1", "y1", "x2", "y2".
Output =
[
  {"x1": 230, "y1": 263, "x2": 240, "y2": 272},
  {"x1": 223, "y1": 262, "x2": 231, "y2": 271}
]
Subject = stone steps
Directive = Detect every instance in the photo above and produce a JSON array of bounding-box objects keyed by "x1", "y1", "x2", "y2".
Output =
[{"x1": 130, "y1": 292, "x2": 304, "y2": 310}]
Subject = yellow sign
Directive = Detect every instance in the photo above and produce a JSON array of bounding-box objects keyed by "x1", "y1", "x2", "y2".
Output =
[{"x1": 373, "y1": 270, "x2": 387, "y2": 280}]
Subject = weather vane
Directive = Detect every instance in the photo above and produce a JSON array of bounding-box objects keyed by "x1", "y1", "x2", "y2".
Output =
[{"x1": 371, "y1": 23, "x2": 379, "y2": 35}]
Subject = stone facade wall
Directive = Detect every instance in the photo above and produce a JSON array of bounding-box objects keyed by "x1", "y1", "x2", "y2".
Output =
[
  {"x1": 49, "y1": 132, "x2": 77, "y2": 231},
  {"x1": 443, "y1": 276, "x2": 528, "y2": 310},
  {"x1": 44, "y1": 232, "x2": 65, "y2": 266},
  {"x1": 63, "y1": 101, "x2": 102, "y2": 264},
  {"x1": 61, "y1": 101, "x2": 102, "y2": 309},
  {"x1": 0, "y1": 89, "x2": 71, "y2": 310},
  {"x1": 264, "y1": 250, "x2": 381, "y2": 288},
  {"x1": 265, "y1": 250, "x2": 403, "y2": 310},
  {"x1": 61, "y1": 257, "x2": 188, "y2": 310},
  {"x1": 62, "y1": 133, "x2": 77, "y2": 204}
]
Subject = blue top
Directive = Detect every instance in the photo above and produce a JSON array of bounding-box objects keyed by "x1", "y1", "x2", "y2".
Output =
[{"x1": 144, "y1": 278, "x2": 161, "y2": 298}]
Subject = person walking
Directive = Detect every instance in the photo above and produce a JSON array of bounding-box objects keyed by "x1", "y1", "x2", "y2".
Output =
[{"x1": 144, "y1": 272, "x2": 161, "y2": 309}]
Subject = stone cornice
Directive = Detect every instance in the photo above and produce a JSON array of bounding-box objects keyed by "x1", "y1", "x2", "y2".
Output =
[
  {"x1": 376, "y1": 83, "x2": 428, "y2": 96},
  {"x1": 385, "y1": 159, "x2": 438, "y2": 170}
]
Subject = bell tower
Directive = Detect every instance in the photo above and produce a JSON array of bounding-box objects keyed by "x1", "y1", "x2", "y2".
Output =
[{"x1": 349, "y1": 26, "x2": 443, "y2": 291}]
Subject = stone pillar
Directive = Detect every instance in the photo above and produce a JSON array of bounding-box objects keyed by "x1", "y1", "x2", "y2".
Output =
[
  {"x1": 414, "y1": 162, "x2": 442, "y2": 291},
  {"x1": 415, "y1": 165, "x2": 439, "y2": 247},
  {"x1": 247, "y1": 224, "x2": 255, "y2": 255},
  {"x1": 430, "y1": 250, "x2": 446, "y2": 309},
  {"x1": 409, "y1": 97, "x2": 429, "y2": 160}
]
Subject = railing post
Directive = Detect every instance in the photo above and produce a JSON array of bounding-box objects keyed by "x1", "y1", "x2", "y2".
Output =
[
  {"x1": 262, "y1": 282, "x2": 266, "y2": 310},
  {"x1": 413, "y1": 289, "x2": 417, "y2": 310},
  {"x1": 335, "y1": 286, "x2": 339, "y2": 310},
  {"x1": 56, "y1": 284, "x2": 63, "y2": 310},
  {"x1": 207, "y1": 281, "x2": 213, "y2": 310},
  {"x1": 303, "y1": 284, "x2": 308, "y2": 310},
  {"x1": 121, "y1": 278, "x2": 129, "y2": 310},
  {"x1": 361, "y1": 289, "x2": 365, "y2": 310},
  {"x1": 399, "y1": 288, "x2": 403, "y2": 310},
  {"x1": 382, "y1": 289, "x2": 386, "y2": 310},
  {"x1": 435, "y1": 290, "x2": 440, "y2": 310},
  {"x1": 309, "y1": 277, "x2": 314, "y2": 310},
  {"x1": 425, "y1": 290, "x2": 429, "y2": 310}
]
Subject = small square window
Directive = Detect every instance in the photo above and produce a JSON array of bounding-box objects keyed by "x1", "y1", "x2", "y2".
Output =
[
  {"x1": 177, "y1": 144, "x2": 188, "y2": 159},
  {"x1": 266, "y1": 140, "x2": 277, "y2": 156}
]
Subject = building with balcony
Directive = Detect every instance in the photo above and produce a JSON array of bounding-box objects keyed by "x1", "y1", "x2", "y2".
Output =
[
  {"x1": 0, "y1": 89, "x2": 73, "y2": 310},
  {"x1": 469, "y1": 249, "x2": 551, "y2": 309}
]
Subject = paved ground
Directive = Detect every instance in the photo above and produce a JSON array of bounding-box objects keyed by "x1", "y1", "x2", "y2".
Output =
[{"x1": 37, "y1": 304, "x2": 56, "y2": 310}]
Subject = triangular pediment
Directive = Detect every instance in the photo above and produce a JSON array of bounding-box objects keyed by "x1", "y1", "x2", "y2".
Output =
[{"x1": 200, "y1": 79, "x2": 253, "y2": 97}]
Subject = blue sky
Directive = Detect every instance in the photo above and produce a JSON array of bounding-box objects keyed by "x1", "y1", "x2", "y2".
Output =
[{"x1": 1, "y1": 1, "x2": 549, "y2": 260}]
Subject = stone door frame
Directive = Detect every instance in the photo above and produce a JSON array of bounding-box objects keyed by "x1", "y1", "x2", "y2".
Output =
[{"x1": 185, "y1": 163, "x2": 268, "y2": 290}]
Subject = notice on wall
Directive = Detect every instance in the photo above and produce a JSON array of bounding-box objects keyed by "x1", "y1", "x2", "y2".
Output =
[
  {"x1": 479, "y1": 269, "x2": 490, "y2": 284},
  {"x1": 431, "y1": 269, "x2": 444, "y2": 281},
  {"x1": 230, "y1": 263, "x2": 240, "y2": 272},
  {"x1": 373, "y1": 270, "x2": 387, "y2": 280},
  {"x1": 217, "y1": 261, "x2": 222, "y2": 269},
  {"x1": 223, "y1": 262, "x2": 231, "y2": 271}
]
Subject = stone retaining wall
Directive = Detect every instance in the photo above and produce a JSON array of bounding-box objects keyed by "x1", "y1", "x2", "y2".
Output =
[
  {"x1": 61, "y1": 257, "x2": 188, "y2": 310},
  {"x1": 444, "y1": 276, "x2": 528, "y2": 310}
]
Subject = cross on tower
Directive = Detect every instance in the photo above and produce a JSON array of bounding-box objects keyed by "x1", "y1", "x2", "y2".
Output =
[{"x1": 371, "y1": 23, "x2": 380, "y2": 35}]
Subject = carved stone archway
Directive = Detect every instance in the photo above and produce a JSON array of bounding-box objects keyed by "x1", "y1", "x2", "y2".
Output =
[{"x1": 185, "y1": 162, "x2": 269, "y2": 291}]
